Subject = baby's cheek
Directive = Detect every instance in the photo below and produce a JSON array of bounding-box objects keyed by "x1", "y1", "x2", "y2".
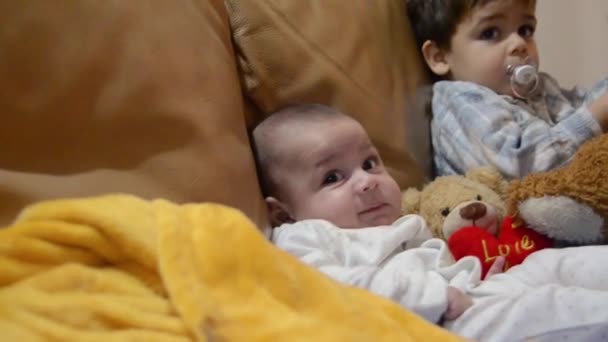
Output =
[
  {"x1": 307, "y1": 195, "x2": 352, "y2": 221},
  {"x1": 386, "y1": 179, "x2": 403, "y2": 206}
]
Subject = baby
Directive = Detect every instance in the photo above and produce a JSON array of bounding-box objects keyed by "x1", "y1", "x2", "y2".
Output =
[
  {"x1": 252, "y1": 103, "x2": 496, "y2": 323},
  {"x1": 254, "y1": 104, "x2": 608, "y2": 341},
  {"x1": 406, "y1": 0, "x2": 608, "y2": 179}
]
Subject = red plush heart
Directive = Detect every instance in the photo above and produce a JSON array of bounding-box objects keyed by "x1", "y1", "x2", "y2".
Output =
[{"x1": 448, "y1": 216, "x2": 552, "y2": 278}]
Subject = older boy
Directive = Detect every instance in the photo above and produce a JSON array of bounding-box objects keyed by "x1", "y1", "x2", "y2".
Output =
[{"x1": 406, "y1": 0, "x2": 608, "y2": 179}]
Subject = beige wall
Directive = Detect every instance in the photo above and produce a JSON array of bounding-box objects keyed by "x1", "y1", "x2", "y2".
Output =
[{"x1": 536, "y1": 0, "x2": 608, "y2": 88}]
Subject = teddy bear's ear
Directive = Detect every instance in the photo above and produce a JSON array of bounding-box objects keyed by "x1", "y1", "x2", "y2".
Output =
[
  {"x1": 401, "y1": 188, "x2": 422, "y2": 215},
  {"x1": 465, "y1": 166, "x2": 509, "y2": 197}
]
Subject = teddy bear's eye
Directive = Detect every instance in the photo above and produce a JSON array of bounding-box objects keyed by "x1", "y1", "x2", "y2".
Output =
[
  {"x1": 441, "y1": 207, "x2": 450, "y2": 217},
  {"x1": 476, "y1": 195, "x2": 482, "y2": 201}
]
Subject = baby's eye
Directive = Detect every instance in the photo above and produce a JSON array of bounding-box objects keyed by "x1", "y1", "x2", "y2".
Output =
[
  {"x1": 441, "y1": 207, "x2": 450, "y2": 217},
  {"x1": 518, "y1": 24, "x2": 535, "y2": 38},
  {"x1": 322, "y1": 171, "x2": 343, "y2": 186},
  {"x1": 479, "y1": 27, "x2": 499, "y2": 40},
  {"x1": 362, "y1": 158, "x2": 378, "y2": 171},
  {"x1": 476, "y1": 195, "x2": 482, "y2": 201}
]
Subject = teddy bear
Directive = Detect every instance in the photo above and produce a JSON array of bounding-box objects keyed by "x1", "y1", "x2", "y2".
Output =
[
  {"x1": 506, "y1": 133, "x2": 608, "y2": 245},
  {"x1": 402, "y1": 167, "x2": 552, "y2": 278}
]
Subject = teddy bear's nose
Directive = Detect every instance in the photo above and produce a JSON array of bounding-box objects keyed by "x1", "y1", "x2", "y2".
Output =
[{"x1": 459, "y1": 202, "x2": 487, "y2": 220}]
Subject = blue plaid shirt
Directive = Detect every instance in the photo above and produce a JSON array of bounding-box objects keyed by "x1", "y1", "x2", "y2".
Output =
[{"x1": 431, "y1": 73, "x2": 607, "y2": 179}]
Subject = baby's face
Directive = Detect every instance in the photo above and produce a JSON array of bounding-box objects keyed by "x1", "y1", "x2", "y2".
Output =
[
  {"x1": 272, "y1": 117, "x2": 402, "y2": 228},
  {"x1": 442, "y1": 0, "x2": 539, "y2": 96}
]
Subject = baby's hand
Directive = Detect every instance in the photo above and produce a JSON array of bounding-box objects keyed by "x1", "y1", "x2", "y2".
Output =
[
  {"x1": 443, "y1": 286, "x2": 473, "y2": 321},
  {"x1": 485, "y1": 256, "x2": 506, "y2": 279}
]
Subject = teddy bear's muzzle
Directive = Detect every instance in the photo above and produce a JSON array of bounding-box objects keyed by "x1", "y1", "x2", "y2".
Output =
[{"x1": 459, "y1": 202, "x2": 487, "y2": 221}]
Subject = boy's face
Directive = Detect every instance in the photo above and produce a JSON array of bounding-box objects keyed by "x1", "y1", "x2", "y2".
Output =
[
  {"x1": 268, "y1": 117, "x2": 402, "y2": 229},
  {"x1": 440, "y1": 0, "x2": 539, "y2": 96}
]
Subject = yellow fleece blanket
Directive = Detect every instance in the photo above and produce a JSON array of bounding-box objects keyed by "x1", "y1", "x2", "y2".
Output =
[{"x1": 0, "y1": 195, "x2": 462, "y2": 341}]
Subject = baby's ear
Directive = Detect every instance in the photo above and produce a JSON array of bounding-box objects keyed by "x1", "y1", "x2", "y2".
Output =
[
  {"x1": 401, "y1": 188, "x2": 422, "y2": 215},
  {"x1": 265, "y1": 197, "x2": 294, "y2": 227}
]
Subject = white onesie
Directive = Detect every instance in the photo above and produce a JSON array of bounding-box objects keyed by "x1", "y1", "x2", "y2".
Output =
[
  {"x1": 272, "y1": 215, "x2": 608, "y2": 342},
  {"x1": 272, "y1": 215, "x2": 482, "y2": 323}
]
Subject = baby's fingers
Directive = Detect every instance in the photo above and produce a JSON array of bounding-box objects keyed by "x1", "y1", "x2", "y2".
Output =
[{"x1": 485, "y1": 256, "x2": 505, "y2": 279}]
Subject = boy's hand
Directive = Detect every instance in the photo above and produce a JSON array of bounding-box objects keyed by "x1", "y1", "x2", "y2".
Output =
[
  {"x1": 589, "y1": 93, "x2": 608, "y2": 132},
  {"x1": 443, "y1": 286, "x2": 473, "y2": 321}
]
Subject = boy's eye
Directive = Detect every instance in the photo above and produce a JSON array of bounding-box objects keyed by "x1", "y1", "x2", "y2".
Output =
[
  {"x1": 322, "y1": 171, "x2": 343, "y2": 185},
  {"x1": 518, "y1": 24, "x2": 535, "y2": 38},
  {"x1": 362, "y1": 158, "x2": 378, "y2": 171},
  {"x1": 479, "y1": 27, "x2": 499, "y2": 40}
]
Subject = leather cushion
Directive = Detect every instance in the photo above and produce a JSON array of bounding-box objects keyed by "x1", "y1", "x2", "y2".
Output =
[
  {"x1": 227, "y1": 0, "x2": 432, "y2": 188},
  {"x1": 0, "y1": 0, "x2": 268, "y2": 229}
]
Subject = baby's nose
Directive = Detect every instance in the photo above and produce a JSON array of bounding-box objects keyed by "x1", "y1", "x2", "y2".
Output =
[
  {"x1": 356, "y1": 174, "x2": 378, "y2": 193},
  {"x1": 459, "y1": 202, "x2": 487, "y2": 220}
]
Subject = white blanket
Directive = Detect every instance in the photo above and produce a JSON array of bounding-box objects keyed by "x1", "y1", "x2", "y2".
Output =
[
  {"x1": 272, "y1": 216, "x2": 608, "y2": 342},
  {"x1": 448, "y1": 245, "x2": 608, "y2": 341}
]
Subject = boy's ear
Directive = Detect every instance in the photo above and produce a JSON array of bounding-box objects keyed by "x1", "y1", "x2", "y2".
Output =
[
  {"x1": 265, "y1": 197, "x2": 295, "y2": 227},
  {"x1": 421, "y1": 40, "x2": 450, "y2": 76}
]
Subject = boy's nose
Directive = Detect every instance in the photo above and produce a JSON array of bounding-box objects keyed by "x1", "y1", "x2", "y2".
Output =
[{"x1": 508, "y1": 33, "x2": 528, "y2": 57}]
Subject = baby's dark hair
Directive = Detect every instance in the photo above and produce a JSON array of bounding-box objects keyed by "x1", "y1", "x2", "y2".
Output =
[{"x1": 251, "y1": 103, "x2": 345, "y2": 198}]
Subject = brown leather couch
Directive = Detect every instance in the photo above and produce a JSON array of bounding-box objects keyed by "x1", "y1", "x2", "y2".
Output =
[{"x1": 0, "y1": 0, "x2": 431, "y2": 230}]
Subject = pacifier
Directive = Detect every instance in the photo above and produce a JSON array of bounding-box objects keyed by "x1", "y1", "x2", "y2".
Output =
[{"x1": 506, "y1": 59, "x2": 540, "y2": 100}]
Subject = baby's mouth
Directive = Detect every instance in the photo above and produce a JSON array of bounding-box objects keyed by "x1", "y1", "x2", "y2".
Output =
[{"x1": 359, "y1": 203, "x2": 388, "y2": 215}]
